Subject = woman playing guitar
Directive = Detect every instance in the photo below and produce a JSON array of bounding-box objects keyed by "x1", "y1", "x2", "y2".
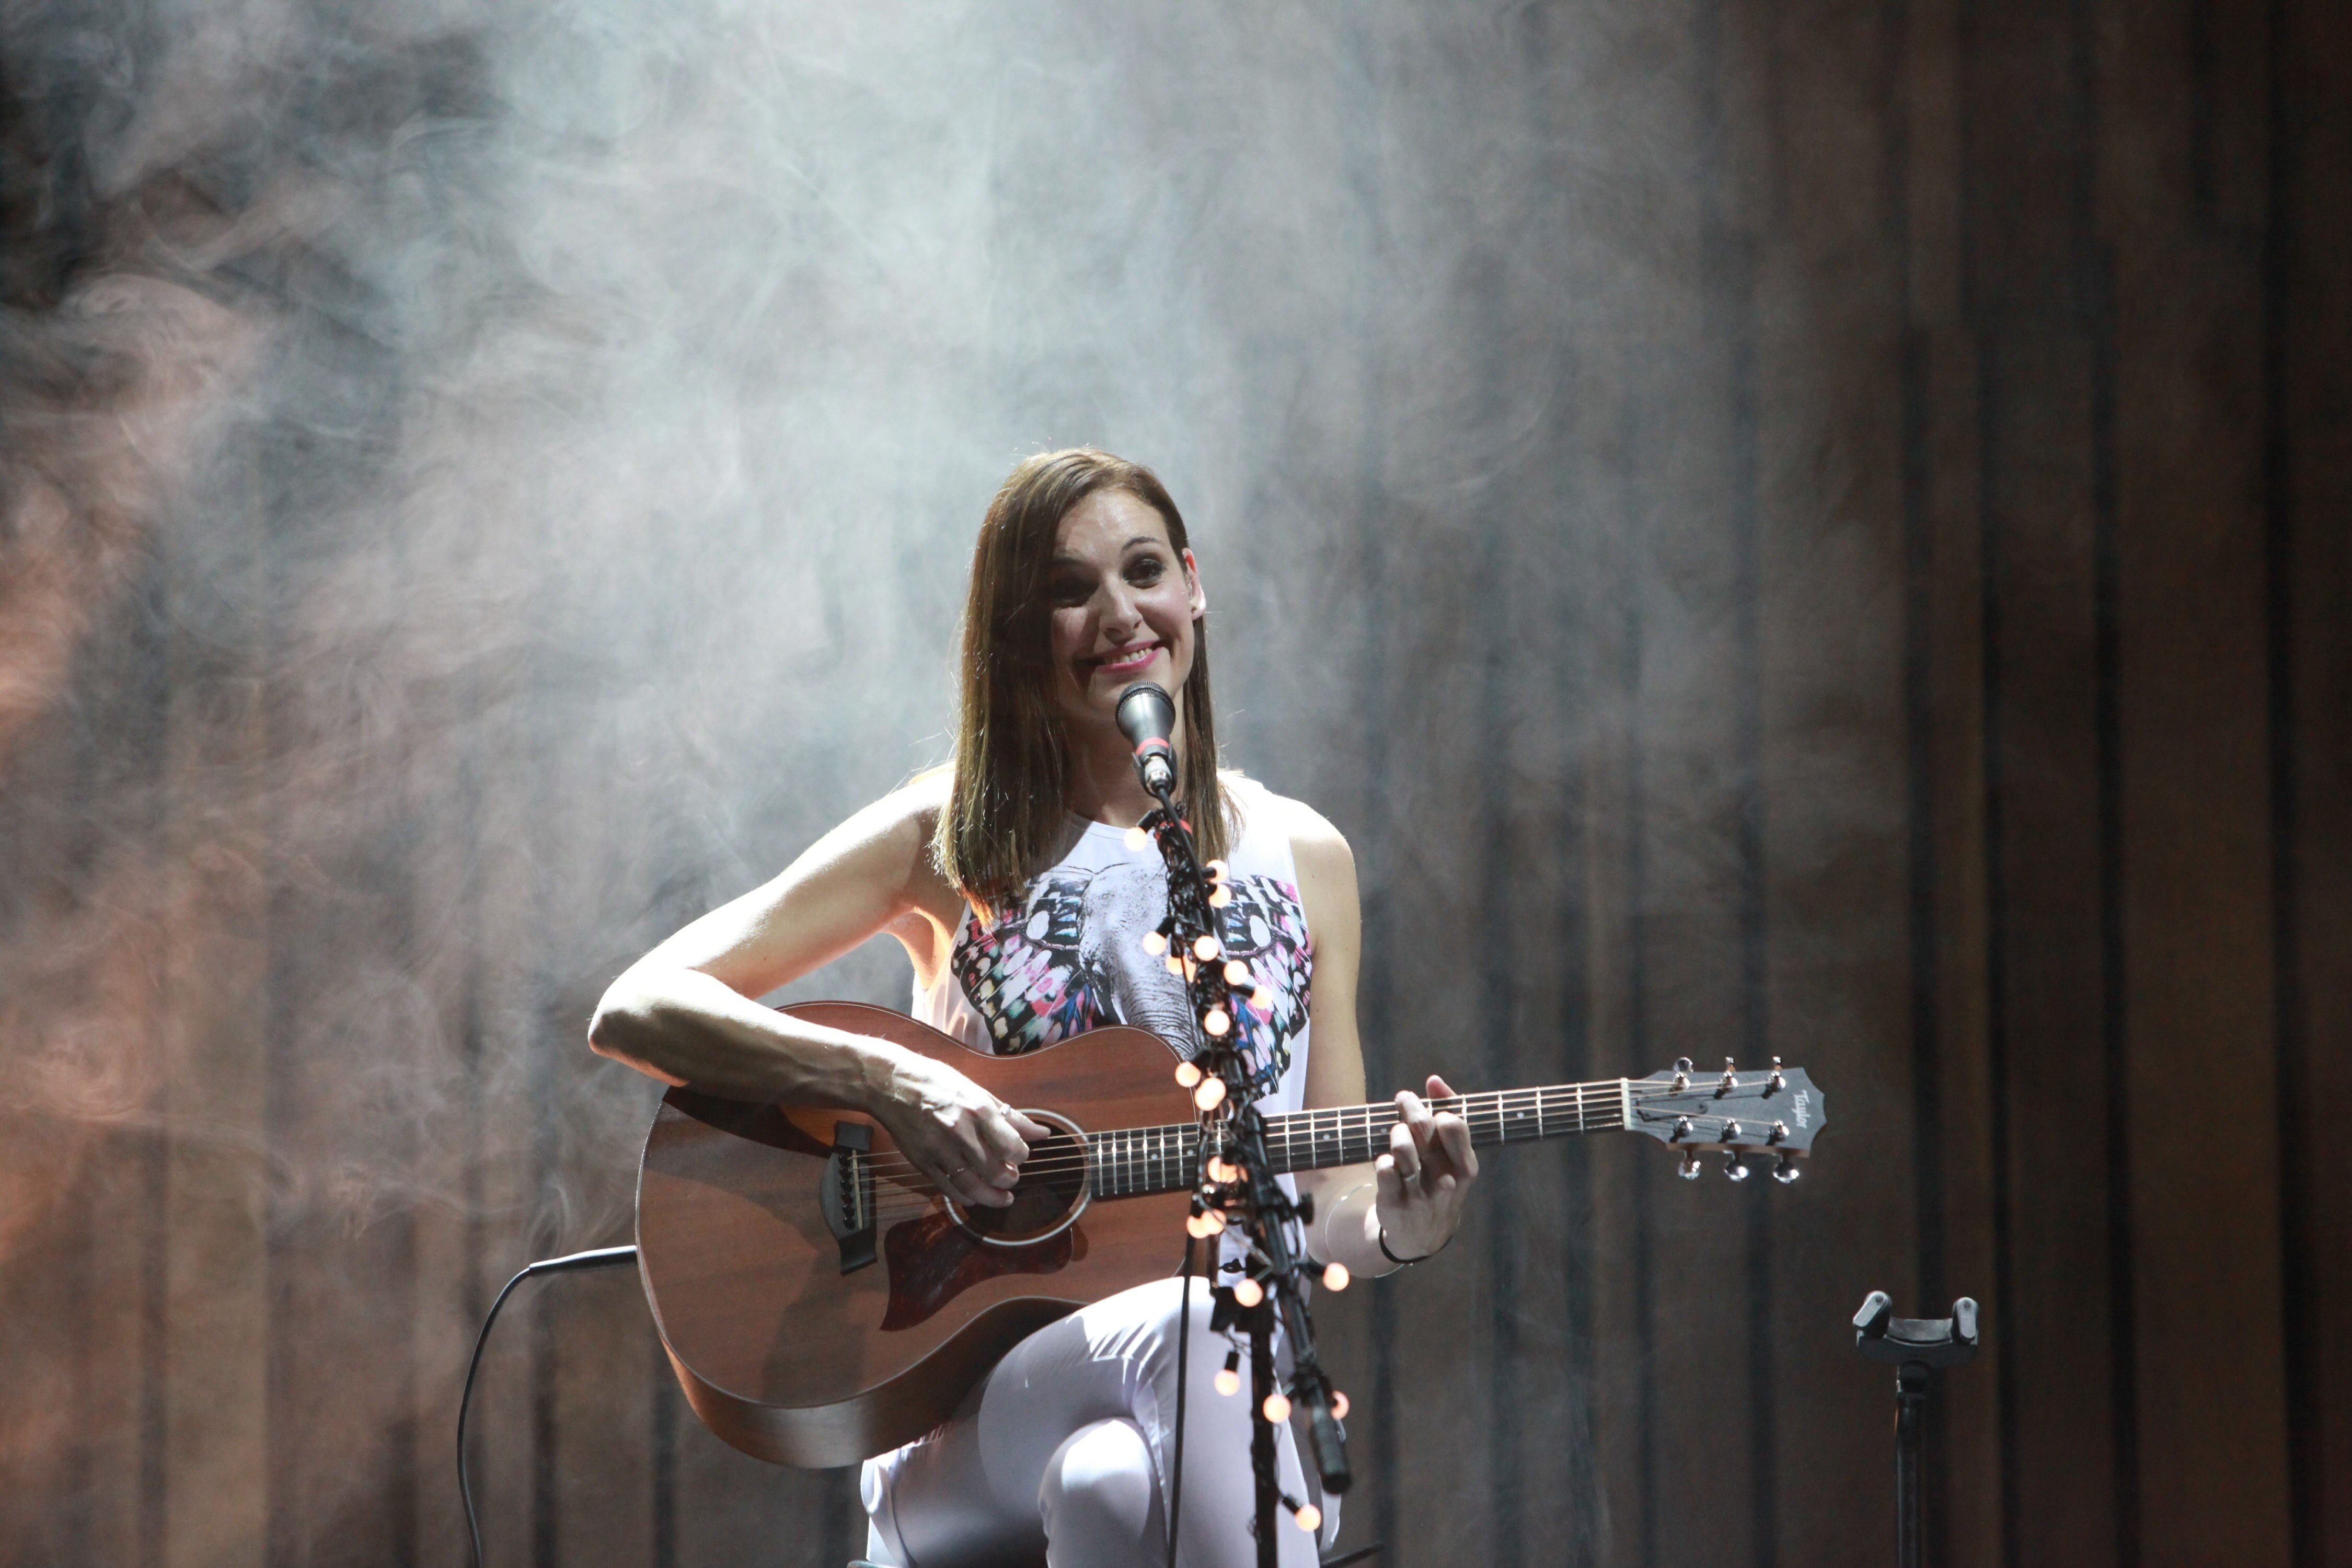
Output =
[{"x1": 588, "y1": 448, "x2": 1479, "y2": 1568}]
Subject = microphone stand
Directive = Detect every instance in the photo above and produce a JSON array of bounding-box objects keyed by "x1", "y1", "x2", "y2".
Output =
[{"x1": 1135, "y1": 782, "x2": 1350, "y2": 1568}]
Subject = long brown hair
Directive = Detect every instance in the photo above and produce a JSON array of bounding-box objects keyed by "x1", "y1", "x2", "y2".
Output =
[{"x1": 933, "y1": 448, "x2": 1230, "y2": 916}]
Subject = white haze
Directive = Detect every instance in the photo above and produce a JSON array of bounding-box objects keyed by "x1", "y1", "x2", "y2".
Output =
[{"x1": 0, "y1": 0, "x2": 1873, "y2": 1559}]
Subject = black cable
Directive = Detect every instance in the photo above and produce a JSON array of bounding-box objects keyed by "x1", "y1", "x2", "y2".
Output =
[
  {"x1": 1166, "y1": 1232, "x2": 1196, "y2": 1568},
  {"x1": 456, "y1": 1244, "x2": 639, "y2": 1568}
]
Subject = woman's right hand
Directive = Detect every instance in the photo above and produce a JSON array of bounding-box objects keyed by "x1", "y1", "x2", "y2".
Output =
[{"x1": 867, "y1": 1048, "x2": 1048, "y2": 1210}]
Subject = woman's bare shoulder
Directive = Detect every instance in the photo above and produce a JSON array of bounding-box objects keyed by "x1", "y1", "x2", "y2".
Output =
[
  {"x1": 849, "y1": 768, "x2": 956, "y2": 901},
  {"x1": 877, "y1": 767, "x2": 952, "y2": 833},
  {"x1": 1237, "y1": 781, "x2": 1354, "y2": 879}
]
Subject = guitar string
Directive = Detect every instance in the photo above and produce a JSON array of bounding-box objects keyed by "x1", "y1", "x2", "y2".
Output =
[
  {"x1": 841, "y1": 1103, "x2": 1647, "y2": 1185},
  {"x1": 847, "y1": 1112, "x2": 1641, "y2": 1200},
  {"x1": 833, "y1": 1085, "x2": 1775, "y2": 1185},
  {"x1": 831, "y1": 1094, "x2": 1785, "y2": 1217},
  {"x1": 848, "y1": 1111, "x2": 1645, "y2": 1202},
  {"x1": 834, "y1": 1090, "x2": 1781, "y2": 1188},
  {"x1": 846, "y1": 1121, "x2": 1655, "y2": 1221},
  {"x1": 839, "y1": 1100, "x2": 1795, "y2": 1221}
]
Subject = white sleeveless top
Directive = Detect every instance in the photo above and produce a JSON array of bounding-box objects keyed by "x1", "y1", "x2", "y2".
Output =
[{"x1": 914, "y1": 776, "x2": 1315, "y2": 1123}]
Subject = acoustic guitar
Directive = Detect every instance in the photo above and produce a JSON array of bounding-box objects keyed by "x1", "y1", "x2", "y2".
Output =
[{"x1": 635, "y1": 1001, "x2": 1828, "y2": 1468}]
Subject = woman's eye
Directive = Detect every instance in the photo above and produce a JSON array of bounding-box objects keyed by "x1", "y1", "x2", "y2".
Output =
[
  {"x1": 1048, "y1": 578, "x2": 1091, "y2": 606},
  {"x1": 1127, "y1": 558, "x2": 1166, "y2": 585}
]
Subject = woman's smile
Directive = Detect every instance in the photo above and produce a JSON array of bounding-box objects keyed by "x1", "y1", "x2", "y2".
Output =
[{"x1": 1089, "y1": 640, "x2": 1163, "y2": 679}]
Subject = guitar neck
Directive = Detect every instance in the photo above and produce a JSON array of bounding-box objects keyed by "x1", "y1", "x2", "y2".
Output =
[
  {"x1": 1085, "y1": 1081, "x2": 1632, "y2": 1200},
  {"x1": 1265, "y1": 1082, "x2": 1632, "y2": 1172}
]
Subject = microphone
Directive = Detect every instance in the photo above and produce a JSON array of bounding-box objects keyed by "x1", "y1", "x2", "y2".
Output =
[{"x1": 1115, "y1": 683, "x2": 1179, "y2": 798}]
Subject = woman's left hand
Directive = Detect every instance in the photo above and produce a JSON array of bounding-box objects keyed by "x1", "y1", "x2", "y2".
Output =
[{"x1": 1372, "y1": 1074, "x2": 1479, "y2": 1262}]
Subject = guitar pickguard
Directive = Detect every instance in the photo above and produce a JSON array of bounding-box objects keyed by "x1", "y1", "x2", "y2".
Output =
[{"x1": 878, "y1": 1211, "x2": 1080, "y2": 1331}]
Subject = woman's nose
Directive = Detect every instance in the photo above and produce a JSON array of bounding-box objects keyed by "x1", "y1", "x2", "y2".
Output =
[{"x1": 1096, "y1": 580, "x2": 1142, "y2": 632}]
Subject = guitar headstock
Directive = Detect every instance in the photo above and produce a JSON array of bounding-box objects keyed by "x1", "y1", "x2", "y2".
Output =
[{"x1": 1624, "y1": 1057, "x2": 1826, "y2": 1183}]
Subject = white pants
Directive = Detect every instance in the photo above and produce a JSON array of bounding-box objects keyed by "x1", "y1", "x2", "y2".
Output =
[{"x1": 860, "y1": 1277, "x2": 1331, "y2": 1568}]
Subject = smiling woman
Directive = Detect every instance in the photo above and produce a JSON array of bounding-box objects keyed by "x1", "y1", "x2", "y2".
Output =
[
  {"x1": 935, "y1": 453, "x2": 1231, "y2": 920},
  {"x1": 587, "y1": 449, "x2": 1478, "y2": 1568}
]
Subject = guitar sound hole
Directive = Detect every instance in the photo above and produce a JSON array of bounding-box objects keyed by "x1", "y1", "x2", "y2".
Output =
[{"x1": 951, "y1": 1120, "x2": 1089, "y2": 1247}]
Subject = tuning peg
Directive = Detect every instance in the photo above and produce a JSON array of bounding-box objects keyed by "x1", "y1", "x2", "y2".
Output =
[
  {"x1": 1671, "y1": 1116, "x2": 1693, "y2": 1142},
  {"x1": 1716, "y1": 1057, "x2": 1738, "y2": 1096},
  {"x1": 1721, "y1": 1120, "x2": 1743, "y2": 1143},
  {"x1": 1772, "y1": 1154, "x2": 1802, "y2": 1184},
  {"x1": 1723, "y1": 1151, "x2": 1751, "y2": 1181},
  {"x1": 1768, "y1": 1121, "x2": 1789, "y2": 1145},
  {"x1": 1671, "y1": 1057, "x2": 1692, "y2": 1091},
  {"x1": 1767, "y1": 1056, "x2": 1785, "y2": 1094},
  {"x1": 1678, "y1": 1151, "x2": 1702, "y2": 1180}
]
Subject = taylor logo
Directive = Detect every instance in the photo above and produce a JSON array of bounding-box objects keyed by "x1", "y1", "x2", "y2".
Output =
[{"x1": 1793, "y1": 1090, "x2": 1812, "y2": 1129}]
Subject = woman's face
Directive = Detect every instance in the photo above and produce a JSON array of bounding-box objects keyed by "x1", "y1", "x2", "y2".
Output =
[{"x1": 1043, "y1": 488, "x2": 1205, "y2": 736}]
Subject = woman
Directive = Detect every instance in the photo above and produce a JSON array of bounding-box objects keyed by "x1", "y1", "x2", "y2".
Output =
[{"x1": 589, "y1": 449, "x2": 1477, "y2": 1568}]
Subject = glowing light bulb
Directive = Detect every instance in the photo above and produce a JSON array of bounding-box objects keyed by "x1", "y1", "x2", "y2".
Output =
[
  {"x1": 1206, "y1": 859, "x2": 1229, "y2": 881},
  {"x1": 1124, "y1": 825, "x2": 1151, "y2": 852},
  {"x1": 1294, "y1": 1504, "x2": 1322, "y2": 1534},
  {"x1": 1233, "y1": 1277, "x2": 1263, "y2": 1308},
  {"x1": 1331, "y1": 1391, "x2": 1350, "y2": 1420},
  {"x1": 1262, "y1": 1392, "x2": 1290, "y2": 1423},
  {"x1": 1216, "y1": 1366, "x2": 1241, "y2": 1397},
  {"x1": 1250, "y1": 985, "x2": 1275, "y2": 1012},
  {"x1": 1202, "y1": 1207, "x2": 1227, "y2": 1235},
  {"x1": 1142, "y1": 930, "x2": 1168, "y2": 956},
  {"x1": 1174, "y1": 1060, "x2": 1203, "y2": 1088},
  {"x1": 1223, "y1": 960, "x2": 1251, "y2": 986},
  {"x1": 1194, "y1": 1077, "x2": 1227, "y2": 1110},
  {"x1": 1206, "y1": 1156, "x2": 1233, "y2": 1183},
  {"x1": 1193, "y1": 933, "x2": 1221, "y2": 961},
  {"x1": 1165, "y1": 955, "x2": 1186, "y2": 977},
  {"x1": 1186, "y1": 1212, "x2": 1216, "y2": 1239},
  {"x1": 1203, "y1": 1008, "x2": 1230, "y2": 1037},
  {"x1": 1322, "y1": 1262, "x2": 1351, "y2": 1292},
  {"x1": 1208, "y1": 886, "x2": 1232, "y2": 908}
]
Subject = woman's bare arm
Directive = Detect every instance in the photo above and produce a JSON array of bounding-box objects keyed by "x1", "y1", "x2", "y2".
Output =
[
  {"x1": 1286, "y1": 798, "x2": 1477, "y2": 1274},
  {"x1": 587, "y1": 780, "x2": 1043, "y2": 1209}
]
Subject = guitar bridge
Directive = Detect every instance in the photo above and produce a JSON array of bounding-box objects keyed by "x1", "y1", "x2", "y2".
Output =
[{"x1": 821, "y1": 1121, "x2": 877, "y2": 1274}]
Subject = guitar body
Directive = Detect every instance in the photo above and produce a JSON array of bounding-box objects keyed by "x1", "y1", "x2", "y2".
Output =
[{"x1": 636, "y1": 1002, "x2": 1194, "y2": 1468}]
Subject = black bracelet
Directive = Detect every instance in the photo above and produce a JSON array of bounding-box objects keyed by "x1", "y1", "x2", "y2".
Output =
[{"x1": 1378, "y1": 1226, "x2": 1451, "y2": 1267}]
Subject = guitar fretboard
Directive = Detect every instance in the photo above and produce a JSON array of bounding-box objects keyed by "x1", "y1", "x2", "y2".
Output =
[{"x1": 1085, "y1": 1081, "x2": 1635, "y2": 1200}]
